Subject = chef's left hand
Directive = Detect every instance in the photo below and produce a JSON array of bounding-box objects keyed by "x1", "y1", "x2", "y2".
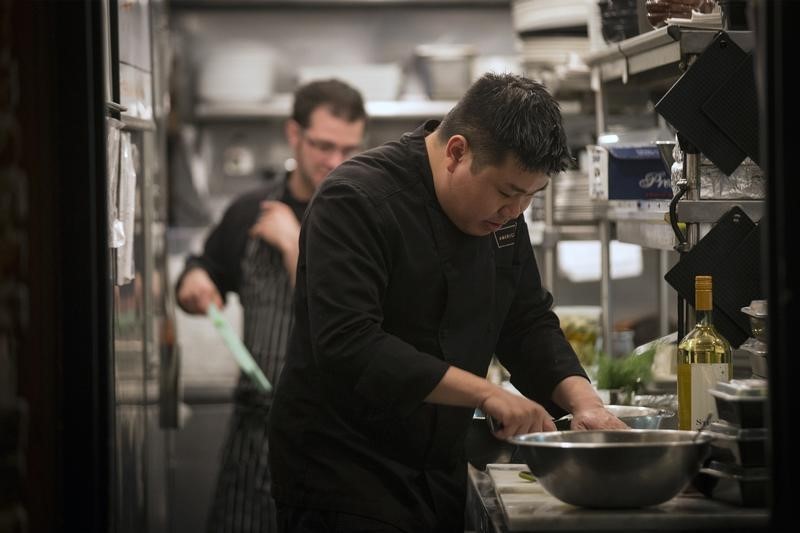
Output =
[{"x1": 570, "y1": 406, "x2": 629, "y2": 430}]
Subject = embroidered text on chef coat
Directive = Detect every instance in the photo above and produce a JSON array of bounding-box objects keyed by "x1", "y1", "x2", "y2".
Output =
[{"x1": 493, "y1": 221, "x2": 517, "y2": 249}]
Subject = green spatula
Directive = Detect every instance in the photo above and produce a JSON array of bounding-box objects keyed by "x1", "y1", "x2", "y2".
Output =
[{"x1": 207, "y1": 303, "x2": 272, "y2": 393}]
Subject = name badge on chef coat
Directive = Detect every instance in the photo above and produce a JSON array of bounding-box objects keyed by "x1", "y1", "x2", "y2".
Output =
[{"x1": 493, "y1": 221, "x2": 517, "y2": 249}]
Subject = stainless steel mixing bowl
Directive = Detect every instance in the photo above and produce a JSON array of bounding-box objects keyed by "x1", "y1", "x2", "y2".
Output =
[
  {"x1": 468, "y1": 405, "x2": 677, "y2": 469},
  {"x1": 510, "y1": 429, "x2": 712, "y2": 508}
]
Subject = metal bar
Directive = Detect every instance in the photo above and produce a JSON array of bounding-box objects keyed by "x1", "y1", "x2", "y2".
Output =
[
  {"x1": 170, "y1": 0, "x2": 510, "y2": 8},
  {"x1": 543, "y1": 185, "x2": 555, "y2": 294},
  {"x1": 683, "y1": 151, "x2": 701, "y2": 330},
  {"x1": 587, "y1": 28, "x2": 754, "y2": 83},
  {"x1": 627, "y1": 41, "x2": 681, "y2": 76},
  {"x1": 594, "y1": 69, "x2": 606, "y2": 135},
  {"x1": 600, "y1": 219, "x2": 612, "y2": 355},
  {"x1": 659, "y1": 249, "x2": 670, "y2": 336},
  {"x1": 106, "y1": 101, "x2": 128, "y2": 113},
  {"x1": 677, "y1": 199, "x2": 764, "y2": 223},
  {"x1": 120, "y1": 115, "x2": 156, "y2": 131}
]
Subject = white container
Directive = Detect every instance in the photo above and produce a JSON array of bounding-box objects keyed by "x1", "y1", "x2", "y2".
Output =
[
  {"x1": 198, "y1": 40, "x2": 276, "y2": 103},
  {"x1": 471, "y1": 54, "x2": 523, "y2": 81},
  {"x1": 414, "y1": 44, "x2": 476, "y2": 100},
  {"x1": 296, "y1": 63, "x2": 402, "y2": 101}
]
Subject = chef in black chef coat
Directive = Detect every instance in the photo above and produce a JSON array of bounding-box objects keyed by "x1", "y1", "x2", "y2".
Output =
[{"x1": 267, "y1": 73, "x2": 626, "y2": 533}]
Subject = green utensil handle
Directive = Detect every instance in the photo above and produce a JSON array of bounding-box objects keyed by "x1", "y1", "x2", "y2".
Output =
[{"x1": 208, "y1": 303, "x2": 272, "y2": 393}]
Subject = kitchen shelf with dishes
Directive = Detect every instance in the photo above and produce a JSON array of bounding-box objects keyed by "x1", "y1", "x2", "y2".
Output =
[
  {"x1": 586, "y1": 24, "x2": 762, "y2": 252},
  {"x1": 171, "y1": 0, "x2": 510, "y2": 8},
  {"x1": 194, "y1": 98, "x2": 459, "y2": 122},
  {"x1": 582, "y1": 21, "x2": 761, "y2": 359},
  {"x1": 585, "y1": 25, "x2": 754, "y2": 88},
  {"x1": 606, "y1": 199, "x2": 764, "y2": 251}
]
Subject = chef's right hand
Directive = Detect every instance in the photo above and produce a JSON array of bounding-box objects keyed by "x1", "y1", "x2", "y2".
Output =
[
  {"x1": 481, "y1": 387, "x2": 556, "y2": 439},
  {"x1": 177, "y1": 268, "x2": 223, "y2": 315}
]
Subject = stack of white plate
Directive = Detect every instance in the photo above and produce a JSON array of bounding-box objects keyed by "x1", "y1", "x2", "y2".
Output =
[
  {"x1": 518, "y1": 37, "x2": 591, "y2": 67},
  {"x1": 512, "y1": 0, "x2": 591, "y2": 69},
  {"x1": 297, "y1": 63, "x2": 403, "y2": 102},
  {"x1": 512, "y1": 0, "x2": 591, "y2": 34}
]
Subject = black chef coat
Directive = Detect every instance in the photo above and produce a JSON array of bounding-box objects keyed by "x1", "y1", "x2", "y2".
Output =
[{"x1": 268, "y1": 121, "x2": 587, "y2": 532}]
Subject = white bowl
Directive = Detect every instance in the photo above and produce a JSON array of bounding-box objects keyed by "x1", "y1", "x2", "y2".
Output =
[
  {"x1": 198, "y1": 41, "x2": 276, "y2": 103},
  {"x1": 297, "y1": 63, "x2": 402, "y2": 101}
]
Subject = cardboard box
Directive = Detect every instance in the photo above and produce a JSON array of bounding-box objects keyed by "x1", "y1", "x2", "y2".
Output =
[{"x1": 588, "y1": 144, "x2": 673, "y2": 200}]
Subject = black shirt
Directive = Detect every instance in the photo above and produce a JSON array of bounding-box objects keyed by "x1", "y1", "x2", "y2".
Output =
[
  {"x1": 181, "y1": 179, "x2": 306, "y2": 299},
  {"x1": 268, "y1": 122, "x2": 586, "y2": 532}
]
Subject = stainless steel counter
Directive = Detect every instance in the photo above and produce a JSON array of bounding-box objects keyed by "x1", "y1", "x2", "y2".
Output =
[{"x1": 466, "y1": 464, "x2": 768, "y2": 532}]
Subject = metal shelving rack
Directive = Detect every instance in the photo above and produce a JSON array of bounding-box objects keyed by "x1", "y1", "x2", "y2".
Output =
[
  {"x1": 194, "y1": 99, "x2": 458, "y2": 122},
  {"x1": 539, "y1": 187, "x2": 608, "y2": 294},
  {"x1": 585, "y1": 24, "x2": 761, "y2": 352},
  {"x1": 171, "y1": 0, "x2": 509, "y2": 7}
]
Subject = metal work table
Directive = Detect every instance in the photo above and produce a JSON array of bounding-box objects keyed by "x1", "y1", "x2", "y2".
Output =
[{"x1": 466, "y1": 464, "x2": 768, "y2": 532}]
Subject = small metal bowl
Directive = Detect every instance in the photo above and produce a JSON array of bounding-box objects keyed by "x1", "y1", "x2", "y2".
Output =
[
  {"x1": 510, "y1": 429, "x2": 712, "y2": 508},
  {"x1": 741, "y1": 301, "x2": 767, "y2": 343},
  {"x1": 554, "y1": 404, "x2": 674, "y2": 430}
]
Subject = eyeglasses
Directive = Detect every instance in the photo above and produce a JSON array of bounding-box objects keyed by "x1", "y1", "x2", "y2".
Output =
[{"x1": 301, "y1": 131, "x2": 362, "y2": 159}]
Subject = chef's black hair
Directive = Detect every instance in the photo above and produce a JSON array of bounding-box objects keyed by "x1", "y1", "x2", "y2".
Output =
[{"x1": 437, "y1": 72, "x2": 572, "y2": 175}]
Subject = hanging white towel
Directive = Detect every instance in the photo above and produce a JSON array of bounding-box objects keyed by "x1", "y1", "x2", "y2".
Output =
[{"x1": 116, "y1": 131, "x2": 137, "y2": 285}]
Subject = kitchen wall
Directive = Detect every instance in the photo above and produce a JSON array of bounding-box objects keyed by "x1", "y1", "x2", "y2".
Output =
[{"x1": 169, "y1": 5, "x2": 520, "y2": 200}]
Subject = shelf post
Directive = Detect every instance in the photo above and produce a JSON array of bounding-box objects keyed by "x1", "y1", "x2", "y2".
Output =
[
  {"x1": 678, "y1": 136, "x2": 702, "y2": 337},
  {"x1": 659, "y1": 249, "x2": 670, "y2": 336},
  {"x1": 600, "y1": 218, "x2": 612, "y2": 355},
  {"x1": 543, "y1": 184, "x2": 555, "y2": 294}
]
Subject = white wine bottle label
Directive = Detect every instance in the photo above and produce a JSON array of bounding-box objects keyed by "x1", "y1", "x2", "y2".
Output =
[{"x1": 689, "y1": 363, "x2": 729, "y2": 429}]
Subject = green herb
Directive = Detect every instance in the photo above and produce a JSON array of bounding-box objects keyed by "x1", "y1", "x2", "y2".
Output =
[{"x1": 595, "y1": 346, "x2": 656, "y2": 393}]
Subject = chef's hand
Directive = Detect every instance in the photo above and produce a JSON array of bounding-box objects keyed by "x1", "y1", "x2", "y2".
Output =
[
  {"x1": 250, "y1": 200, "x2": 302, "y2": 285},
  {"x1": 569, "y1": 406, "x2": 629, "y2": 430},
  {"x1": 250, "y1": 201, "x2": 301, "y2": 253},
  {"x1": 481, "y1": 388, "x2": 556, "y2": 439},
  {"x1": 551, "y1": 375, "x2": 628, "y2": 430},
  {"x1": 177, "y1": 267, "x2": 223, "y2": 315}
]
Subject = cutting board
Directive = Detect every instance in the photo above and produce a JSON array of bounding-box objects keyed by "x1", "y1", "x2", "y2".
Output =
[
  {"x1": 487, "y1": 464, "x2": 571, "y2": 531},
  {"x1": 484, "y1": 464, "x2": 765, "y2": 531}
]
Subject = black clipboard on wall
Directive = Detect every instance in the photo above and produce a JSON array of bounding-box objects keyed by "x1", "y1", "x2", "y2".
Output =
[{"x1": 664, "y1": 206, "x2": 763, "y2": 347}]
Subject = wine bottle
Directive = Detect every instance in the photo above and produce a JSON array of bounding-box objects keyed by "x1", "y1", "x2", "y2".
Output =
[{"x1": 677, "y1": 275, "x2": 732, "y2": 430}]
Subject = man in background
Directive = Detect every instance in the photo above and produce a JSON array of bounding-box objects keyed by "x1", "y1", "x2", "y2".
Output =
[{"x1": 176, "y1": 78, "x2": 367, "y2": 533}]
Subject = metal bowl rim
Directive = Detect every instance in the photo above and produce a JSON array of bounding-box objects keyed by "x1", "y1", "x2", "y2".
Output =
[
  {"x1": 509, "y1": 429, "x2": 712, "y2": 448},
  {"x1": 557, "y1": 405, "x2": 674, "y2": 420}
]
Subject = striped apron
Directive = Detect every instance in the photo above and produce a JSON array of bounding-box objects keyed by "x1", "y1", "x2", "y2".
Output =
[{"x1": 206, "y1": 187, "x2": 295, "y2": 533}]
